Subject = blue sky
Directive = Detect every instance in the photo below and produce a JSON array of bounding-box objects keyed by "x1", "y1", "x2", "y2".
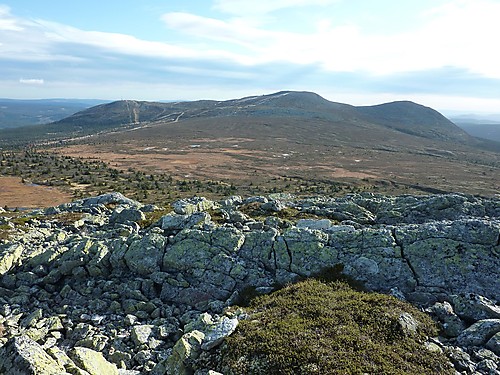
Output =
[{"x1": 1, "y1": 0, "x2": 499, "y2": 114}]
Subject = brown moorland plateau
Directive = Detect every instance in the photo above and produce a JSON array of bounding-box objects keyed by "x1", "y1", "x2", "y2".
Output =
[{"x1": 50, "y1": 91, "x2": 499, "y2": 196}]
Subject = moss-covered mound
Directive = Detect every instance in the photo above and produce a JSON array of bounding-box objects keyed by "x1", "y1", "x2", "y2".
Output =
[{"x1": 217, "y1": 279, "x2": 453, "y2": 374}]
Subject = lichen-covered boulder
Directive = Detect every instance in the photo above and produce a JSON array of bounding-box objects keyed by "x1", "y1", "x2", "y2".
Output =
[
  {"x1": 110, "y1": 207, "x2": 145, "y2": 224},
  {"x1": 394, "y1": 219, "x2": 500, "y2": 300},
  {"x1": 125, "y1": 232, "x2": 166, "y2": 275},
  {"x1": 81, "y1": 192, "x2": 141, "y2": 208},
  {"x1": 274, "y1": 227, "x2": 332, "y2": 276},
  {"x1": 163, "y1": 227, "x2": 244, "y2": 273},
  {"x1": 160, "y1": 212, "x2": 211, "y2": 234},
  {"x1": 161, "y1": 330, "x2": 205, "y2": 375},
  {"x1": 172, "y1": 197, "x2": 215, "y2": 215},
  {"x1": 69, "y1": 347, "x2": 118, "y2": 375},
  {"x1": 184, "y1": 312, "x2": 239, "y2": 351},
  {"x1": 0, "y1": 335, "x2": 68, "y2": 375},
  {"x1": 457, "y1": 319, "x2": 500, "y2": 347},
  {"x1": 427, "y1": 301, "x2": 466, "y2": 337},
  {"x1": 486, "y1": 332, "x2": 500, "y2": 356},
  {"x1": 0, "y1": 243, "x2": 24, "y2": 275},
  {"x1": 296, "y1": 218, "x2": 332, "y2": 230},
  {"x1": 451, "y1": 293, "x2": 500, "y2": 321},
  {"x1": 131, "y1": 324, "x2": 155, "y2": 346}
]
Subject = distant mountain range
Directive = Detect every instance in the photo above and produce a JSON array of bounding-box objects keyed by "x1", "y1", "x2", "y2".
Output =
[
  {"x1": 449, "y1": 113, "x2": 500, "y2": 123},
  {"x1": 1, "y1": 91, "x2": 485, "y2": 146},
  {"x1": 449, "y1": 115, "x2": 500, "y2": 143},
  {"x1": 2, "y1": 93, "x2": 499, "y2": 146},
  {"x1": 0, "y1": 98, "x2": 108, "y2": 129}
]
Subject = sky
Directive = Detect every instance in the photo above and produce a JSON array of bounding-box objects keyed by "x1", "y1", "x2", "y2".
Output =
[{"x1": 1, "y1": 0, "x2": 500, "y2": 114}]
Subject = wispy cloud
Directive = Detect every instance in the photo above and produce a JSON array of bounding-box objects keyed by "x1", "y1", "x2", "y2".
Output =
[
  {"x1": 19, "y1": 78, "x2": 44, "y2": 85},
  {"x1": 0, "y1": 5, "x2": 233, "y2": 65},
  {"x1": 162, "y1": 0, "x2": 500, "y2": 78},
  {"x1": 161, "y1": 13, "x2": 268, "y2": 51},
  {"x1": 0, "y1": 5, "x2": 22, "y2": 31},
  {"x1": 212, "y1": 0, "x2": 339, "y2": 16}
]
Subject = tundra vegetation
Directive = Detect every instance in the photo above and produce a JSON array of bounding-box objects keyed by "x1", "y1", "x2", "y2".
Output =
[
  {"x1": 0, "y1": 149, "x2": 365, "y2": 209},
  {"x1": 215, "y1": 279, "x2": 453, "y2": 375}
]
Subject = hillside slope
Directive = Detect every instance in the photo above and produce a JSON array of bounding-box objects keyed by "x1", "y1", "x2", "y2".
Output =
[
  {"x1": 0, "y1": 91, "x2": 484, "y2": 148},
  {"x1": 53, "y1": 92, "x2": 465, "y2": 142},
  {"x1": 356, "y1": 101, "x2": 474, "y2": 143},
  {"x1": 2, "y1": 91, "x2": 499, "y2": 196}
]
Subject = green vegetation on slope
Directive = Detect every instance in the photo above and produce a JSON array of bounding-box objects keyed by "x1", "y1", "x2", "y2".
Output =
[
  {"x1": 0, "y1": 150, "x2": 241, "y2": 205},
  {"x1": 0, "y1": 150, "x2": 370, "y2": 208},
  {"x1": 216, "y1": 279, "x2": 452, "y2": 375}
]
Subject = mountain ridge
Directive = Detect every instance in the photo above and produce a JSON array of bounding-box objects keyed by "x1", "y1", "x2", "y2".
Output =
[
  {"x1": 42, "y1": 91, "x2": 477, "y2": 146},
  {"x1": 356, "y1": 100, "x2": 473, "y2": 143},
  {"x1": 0, "y1": 91, "x2": 487, "y2": 149}
]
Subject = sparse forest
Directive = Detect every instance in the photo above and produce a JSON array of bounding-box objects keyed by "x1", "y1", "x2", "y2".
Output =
[{"x1": 0, "y1": 149, "x2": 368, "y2": 207}]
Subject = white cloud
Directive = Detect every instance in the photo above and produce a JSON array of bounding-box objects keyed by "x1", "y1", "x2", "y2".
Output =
[
  {"x1": 161, "y1": 12, "x2": 272, "y2": 50},
  {"x1": 19, "y1": 78, "x2": 44, "y2": 85},
  {"x1": 0, "y1": 5, "x2": 23, "y2": 31},
  {"x1": 414, "y1": 0, "x2": 500, "y2": 78},
  {"x1": 0, "y1": 15, "x2": 243, "y2": 65},
  {"x1": 40, "y1": 20, "x2": 198, "y2": 59},
  {"x1": 4, "y1": 0, "x2": 499, "y2": 79},
  {"x1": 163, "y1": 65, "x2": 256, "y2": 80},
  {"x1": 213, "y1": 0, "x2": 339, "y2": 16},
  {"x1": 162, "y1": 0, "x2": 500, "y2": 78}
]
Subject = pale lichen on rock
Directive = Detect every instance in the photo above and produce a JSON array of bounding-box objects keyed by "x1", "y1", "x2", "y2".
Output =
[{"x1": 0, "y1": 192, "x2": 498, "y2": 374}]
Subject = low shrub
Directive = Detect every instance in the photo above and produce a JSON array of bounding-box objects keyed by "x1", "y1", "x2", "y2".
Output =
[{"x1": 216, "y1": 279, "x2": 452, "y2": 374}]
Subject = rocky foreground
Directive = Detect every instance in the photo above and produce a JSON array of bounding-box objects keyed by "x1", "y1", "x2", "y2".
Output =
[{"x1": 0, "y1": 192, "x2": 499, "y2": 374}]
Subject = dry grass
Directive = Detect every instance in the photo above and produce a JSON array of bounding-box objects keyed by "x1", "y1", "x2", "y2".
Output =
[
  {"x1": 0, "y1": 177, "x2": 71, "y2": 209},
  {"x1": 47, "y1": 113, "x2": 499, "y2": 197}
]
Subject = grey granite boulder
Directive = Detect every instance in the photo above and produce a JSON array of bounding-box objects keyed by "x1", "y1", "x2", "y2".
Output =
[
  {"x1": 162, "y1": 330, "x2": 205, "y2": 375},
  {"x1": 451, "y1": 293, "x2": 500, "y2": 322},
  {"x1": 486, "y1": 332, "x2": 500, "y2": 356},
  {"x1": 131, "y1": 324, "x2": 155, "y2": 346},
  {"x1": 70, "y1": 346, "x2": 118, "y2": 375},
  {"x1": 125, "y1": 232, "x2": 166, "y2": 275},
  {"x1": 0, "y1": 335, "x2": 69, "y2": 375},
  {"x1": 184, "y1": 312, "x2": 239, "y2": 351},
  {"x1": 394, "y1": 219, "x2": 500, "y2": 301},
  {"x1": 457, "y1": 319, "x2": 500, "y2": 347},
  {"x1": 110, "y1": 207, "x2": 145, "y2": 225},
  {"x1": 160, "y1": 212, "x2": 211, "y2": 234},
  {"x1": 200, "y1": 315, "x2": 238, "y2": 351},
  {"x1": 172, "y1": 197, "x2": 215, "y2": 215},
  {"x1": 427, "y1": 301, "x2": 466, "y2": 337},
  {"x1": 1, "y1": 192, "x2": 500, "y2": 375},
  {"x1": 0, "y1": 243, "x2": 23, "y2": 275},
  {"x1": 296, "y1": 218, "x2": 332, "y2": 230},
  {"x1": 81, "y1": 192, "x2": 141, "y2": 208}
]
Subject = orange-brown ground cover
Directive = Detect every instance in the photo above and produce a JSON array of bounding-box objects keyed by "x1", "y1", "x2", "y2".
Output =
[{"x1": 0, "y1": 177, "x2": 71, "y2": 209}]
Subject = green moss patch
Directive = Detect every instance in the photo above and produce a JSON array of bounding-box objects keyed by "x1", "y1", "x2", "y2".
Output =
[
  {"x1": 138, "y1": 207, "x2": 172, "y2": 229},
  {"x1": 240, "y1": 202, "x2": 322, "y2": 223},
  {"x1": 217, "y1": 279, "x2": 452, "y2": 375}
]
